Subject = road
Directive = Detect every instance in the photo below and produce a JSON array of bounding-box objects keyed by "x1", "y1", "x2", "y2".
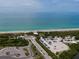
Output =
[{"x1": 25, "y1": 36, "x2": 52, "y2": 59}]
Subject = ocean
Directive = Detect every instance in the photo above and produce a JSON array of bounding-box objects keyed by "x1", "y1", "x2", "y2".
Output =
[{"x1": 0, "y1": 12, "x2": 79, "y2": 31}]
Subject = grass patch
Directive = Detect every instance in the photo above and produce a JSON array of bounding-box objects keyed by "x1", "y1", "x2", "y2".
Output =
[{"x1": 0, "y1": 38, "x2": 29, "y2": 47}]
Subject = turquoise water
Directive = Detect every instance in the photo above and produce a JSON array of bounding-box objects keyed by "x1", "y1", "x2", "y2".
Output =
[{"x1": 0, "y1": 12, "x2": 79, "y2": 31}]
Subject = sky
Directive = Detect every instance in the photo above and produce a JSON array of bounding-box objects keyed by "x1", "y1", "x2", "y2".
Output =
[{"x1": 0, "y1": 0, "x2": 79, "y2": 13}]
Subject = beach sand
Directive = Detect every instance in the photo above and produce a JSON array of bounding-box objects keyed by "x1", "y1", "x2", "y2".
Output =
[{"x1": 0, "y1": 28, "x2": 79, "y2": 33}]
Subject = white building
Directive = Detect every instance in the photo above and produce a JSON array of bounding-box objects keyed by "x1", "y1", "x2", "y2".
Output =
[
  {"x1": 53, "y1": 36, "x2": 63, "y2": 42},
  {"x1": 33, "y1": 31, "x2": 38, "y2": 35},
  {"x1": 63, "y1": 36, "x2": 77, "y2": 44},
  {"x1": 17, "y1": 35, "x2": 25, "y2": 39}
]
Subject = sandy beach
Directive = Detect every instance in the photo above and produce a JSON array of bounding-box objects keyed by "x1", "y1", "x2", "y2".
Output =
[{"x1": 0, "y1": 28, "x2": 79, "y2": 33}]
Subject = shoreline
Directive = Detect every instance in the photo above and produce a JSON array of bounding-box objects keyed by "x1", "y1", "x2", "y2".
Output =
[{"x1": 0, "y1": 28, "x2": 79, "y2": 33}]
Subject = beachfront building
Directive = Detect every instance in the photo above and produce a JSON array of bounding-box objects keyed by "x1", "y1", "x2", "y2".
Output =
[
  {"x1": 64, "y1": 36, "x2": 74, "y2": 41},
  {"x1": 53, "y1": 36, "x2": 63, "y2": 42},
  {"x1": 17, "y1": 34, "x2": 33, "y2": 40},
  {"x1": 17, "y1": 35, "x2": 25, "y2": 39},
  {"x1": 63, "y1": 36, "x2": 77, "y2": 44},
  {"x1": 33, "y1": 31, "x2": 38, "y2": 35}
]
